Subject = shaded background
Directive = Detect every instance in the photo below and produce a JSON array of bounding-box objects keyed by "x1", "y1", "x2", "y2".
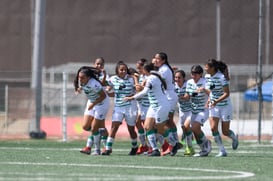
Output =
[{"x1": 0, "y1": 0, "x2": 271, "y2": 72}]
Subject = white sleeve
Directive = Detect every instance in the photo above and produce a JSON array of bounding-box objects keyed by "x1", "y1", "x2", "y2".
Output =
[{"x1": 133, "y1": 86, "x2": 149, "y2": 99}]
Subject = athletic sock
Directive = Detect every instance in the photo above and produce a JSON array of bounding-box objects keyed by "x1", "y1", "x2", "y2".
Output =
[
  {"x1": 213, "y1": 131, "x2": 225, "y2": 152},
  {"x1": 146, "y1": 129, "x2": 158, "y2": 150},
  {"x1": 196, "y1": 131, "x2": 206, "y2": 145},
  {"x1": 93, "y1": 131, "x2": 100, "y2": 151},
  {"x1": 138, "y1": 129, "x2": 146, "y2": 145},
  {"x1": 156, "y1": 133, "x2": 164, "y2": 145},
  {"x1": 101, "y1": 135, "x2": 107, "y2": 147},
  {"x1": 170, "y1": 127, "x2": 179, "y2": 143},
  {"x1": 106, "y1": 137, "x2": 114, "y2": 150},
  {"x1": 86, "y1": 135, "x2": 94, "y2": 147},
  {"x1": 228, "y1": 130, "x2": 236, "y2": 141},
  {"x1": 185, "y1": 130, "x2": 193, "y2": 147},
  {"x1": 131, "y1": 138, "x2": 138, "y2": 148}
]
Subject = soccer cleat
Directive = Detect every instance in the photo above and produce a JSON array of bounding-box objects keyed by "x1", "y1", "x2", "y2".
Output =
[
  {"x1": 91, "y1": 150, "x2": 101, "y2": 156},
  {"x1": 160, "y1": 140, "x2": 171, "y2": 156},
  {"x1": 148, "y1": 149, "x2": 161, "y2": 157},
  {"x1": 170, "y1": 143, "x2": 179, "y2": 156},
  {"x1": 144, "y1": 147, "x2": 153, "y2": 155},
  {"x1": 161, "y1": 145, "x2": 172, "y2": 156},
  {"x1": 232, "y1": 134, "x2": 239, "y2": 150},
  {"x1": 193, "y1": 140, "x2": 212, "y2": 157},
  {"x1": 177, "y1": 142, "x2": 183, "y2": 149},
  {"x1": 215, "y1": 151, "x2": 227, "y2": 157},
  {"x1": 128, "y1": 147, "x2": 138, "y2": 155},
  {"x1": 184, "y1": 146, "x2": 195, "y2": 156},
  {"x1": 80, "y1": 146, "x2": 91, "y2": 155},
  {"x1": 101, "y1": 149, "x2": 112, "y2": 156},
  {"x1": 193, "y1": 150, "x2": 209, "y2": 157},
  {"x1": 136, "y1": 144, "x2": 149, "y2": 155}
]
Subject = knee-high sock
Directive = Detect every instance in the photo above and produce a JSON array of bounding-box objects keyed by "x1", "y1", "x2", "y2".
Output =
[
  {"x1": 146, "y1": 129, "x2": 158, "y2": 151},
  {"x1": 213, "y1": 131, "x2": 225, "y2": 152}
]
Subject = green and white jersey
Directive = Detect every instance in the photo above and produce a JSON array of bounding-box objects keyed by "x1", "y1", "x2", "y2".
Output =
[
  {"x1": 205, "y1": 72, "x2": 229, "y2": 107},
  {"x1": 81, "y1": 78, "x2": 104, "y2": 105},
  {"x1": 137, "y1": 74, "x2": 150, "y2": 108},
  {"x1": 108, "y1": 74, "x2": 135, "y2": 107},
  {"x1": 186, "y1": 77, "x2": 208, "y2": 114},
  {"x1": 175, "y1": 81, "x2": 191, "y2": 112}
]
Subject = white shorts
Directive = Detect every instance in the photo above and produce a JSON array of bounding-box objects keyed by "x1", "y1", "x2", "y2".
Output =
[
  {"x1": 84, "y1": 97, "x2": 110, "y2": 120},
  {"x1": 137, "y1": 104, "x2": 149, "y2": 120},
  {"x1": 166, "y1": 90, "x2": 178, "y2": 113},
  {"x1": 146, "y1": 103, "x2": 170, "y2": 124},
  {"x1": 209, "y1": 104, "x2": 233, "y2": 122},
  {"x1": 112, "y1": 100, "x2": 138, "y2": 126},
  {"x1": 191, "y1": 109, "x2": 209, "y2": 125},
  {"x1": 179, "y1": 110, "x2": 192, "y2": 126}
]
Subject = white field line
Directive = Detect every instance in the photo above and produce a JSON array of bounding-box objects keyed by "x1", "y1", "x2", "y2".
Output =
[{"x1": 0, "y1": 162, "x2": 255, "y2": 180}]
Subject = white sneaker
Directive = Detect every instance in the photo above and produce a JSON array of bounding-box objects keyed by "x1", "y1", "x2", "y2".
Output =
[
  {"x1": 91, "y1": 150, "x2": 101, "y2": 156},
  {"x1": 193, "y1": 150, "x2": 209, "y2": 157},
  {"x1": 193, "y1": 140, "x2": 212, "y2": 157},
  {"x1": 215, "y1": 151, "x2": 227, "y2": 157}
]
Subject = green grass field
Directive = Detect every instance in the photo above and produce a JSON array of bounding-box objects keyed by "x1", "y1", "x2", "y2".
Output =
[{"x1": 0, "y1": 139, "x2": 273, "y2": 181}]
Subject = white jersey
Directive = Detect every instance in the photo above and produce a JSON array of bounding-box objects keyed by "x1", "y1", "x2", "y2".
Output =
[
  {"x1": 133, "y1": 73, "x2": 170, "y2": 123},
  {"x1": 158, "y1": 64, "x2": 175, "y2": 92},
  {"x1": 134, "y1": 74, "x2": 169, "y2": 109},
  {"x1": 186, "y1": 77, "x2": 208, "y2": 114},
  {"x1": 205, "y1": 72, "x2": 229, "y2": 107},
  {"x1": 108, "y1": 74, "x2": 135, "y2": 107},
  {"x1": 158, "y1": 64, "x2": 178, "y2": 111},
  {"x1": 81, "y1": 78, "x2": 106, "y2": 105}
]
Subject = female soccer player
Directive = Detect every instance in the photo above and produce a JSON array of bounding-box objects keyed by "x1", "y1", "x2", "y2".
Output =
[
  {"x1": 174, "y1": 70, "x2": 195, "y2": 156},
  {"x1": 133, "y1": 58, "x2": 150, "y2": 154},
  {"x1": 124, "y1": 63, "x2": 179, "y2": 156},
  {"x1": 205, "y1": 59, "x2": 239, "y2": 157},
  {"x1": 74, "y1": 66, "x2": 110, "y2": 155},
  {"x1": 185, "y1": 65, "x2": 212, "y2": 157},
  {"x1": 80, "y1": 57, "x2": 109, "y2": 155},
  {"x1": 153, "y1": 52, "x2": 181, "y2": 155},
  {"x1": 102, "y1": 61, "x2": 138, "y2": 156}
]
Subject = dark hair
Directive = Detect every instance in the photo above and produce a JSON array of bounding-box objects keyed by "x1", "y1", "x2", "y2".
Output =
[
  {"x1": 191, "y1": 65, "x2": 203, "y2": 74},
  {"x1": 115, "y1": 61, "x2": 129, "y2": 75},
  {"x1": 95, "y1": 57, "x2": 105, "y2": 64},
  {"x1": 128, "y1": 67, "x2": 139, "y2": 75},
  {"x1": 175, "y1": 70, "x2": 186, "y2": 79},
  {"x1": 207, "y1": 58, "x2": 229, "y2": 80},
  {"x1": 156, "y1": 52, "x2": 175, "y2": 81},
  {"x1": 143, "y1": 62, "x2": 167, "y2": 90},
  {"x1": 136, "y1": 58, "x2": 148, "y2": 66},
  {"x1": 73, "y1": 66, "x2": 101, "y2": 91}
]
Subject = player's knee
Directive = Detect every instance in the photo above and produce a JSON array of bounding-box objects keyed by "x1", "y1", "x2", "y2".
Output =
[{"x1": 82, "y1": 125, "x2": 91, "y2": 131}]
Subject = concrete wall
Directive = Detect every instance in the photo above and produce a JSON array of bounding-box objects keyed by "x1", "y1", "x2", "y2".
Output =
[{"x1": 0, "y1": 0, "x2": 272, "y2": 73}]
